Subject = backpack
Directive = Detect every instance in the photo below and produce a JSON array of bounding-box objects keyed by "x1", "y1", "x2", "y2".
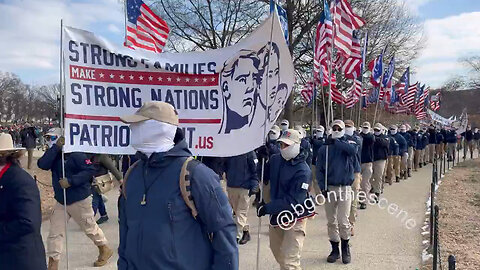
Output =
[{"x1": 122, "y1": 156, "x2": 201, "y2": 219}]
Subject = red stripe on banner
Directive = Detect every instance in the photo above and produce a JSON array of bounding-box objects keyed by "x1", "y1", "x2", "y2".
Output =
[
  {"x1": 69, "y1": 65, "x2": 219, "y2": 86},
  {"x1": 65, "y1": 114, "x2": 221, "y2": 124}
]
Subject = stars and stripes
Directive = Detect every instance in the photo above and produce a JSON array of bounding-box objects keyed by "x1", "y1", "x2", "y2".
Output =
[
  {"x1": 125, "y1": 0, "x2": 170, "y2": 53},
  {"x1": 414, "y1": 85, "x2": 429, "y2": 120},
  {"x1": 301, "y1": 81, "x2": 314, "y2": 104},
  {"x1": 430, "y1": 92, "x2": 441, "y2": 111},
  {"x1": 331, "y1": 0, "x2": 365, "y2": 57},
  {"x1": 345, "y1": 79, "x2": 362, "y2": 108},
  {"x1": 314, "y1": 0, "x2": 333, "y2": 82},
  {"x1": 335, "y1": 32, "x2": 362, "y2": 79}
]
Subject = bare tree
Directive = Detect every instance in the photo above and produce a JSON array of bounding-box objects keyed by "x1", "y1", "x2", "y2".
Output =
[
  {"x1": 460, "y1": 56, "x2": 480, "y2": 88},
  {"x1": 441, "y1": 76, "x2": 467, "y2": 91}
]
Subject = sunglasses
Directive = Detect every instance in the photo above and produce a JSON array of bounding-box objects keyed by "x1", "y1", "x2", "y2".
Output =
[{"x1": 332, "y1": 126, "x2": 343, "y2": 132}]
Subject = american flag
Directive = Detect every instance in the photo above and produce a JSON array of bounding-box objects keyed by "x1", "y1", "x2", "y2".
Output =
[
  {"x1": 314, "y1": 0, "x2": 333, "y2": 81},
  {"x1": 345, "y1": 79, "x2": 362, "y2": 108},
  {"x1": 369, "y1": 52, "x2": 383, "y2": 87},
  {"x1": 335, "y1": 31, "x2": 362, "y2": 79},
  {"x1": 125, "y1": 0, "x2": 170, "y2": 53},
  {"x1": 430, "y1": 92, "x2": 441, "y2": 111},
  {"x1": 328, "y1": 87, "x2": 346, "y2": 104},
  {"x1": 331, "y1": 0, "x2": 365, "y2": 57},
  {"x1": 414, "y1": 85, "x2": 429, "y2": 120},
  {"x1": 301, "y1": 80, "x2": 315, "y2": 104},
  {"x1": 403, "y1": 83, "x2": 418, "y2": 109}
]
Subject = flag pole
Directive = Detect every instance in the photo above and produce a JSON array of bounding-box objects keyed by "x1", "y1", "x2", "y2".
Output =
[
  {"x1": 59, "y1": 18, "x2": 69, "y2": 270},
  {"x1": 256, "y1": 8, "x2": 276, "y2": 270},
  {"x1": 373, "y1": 58, "x2": 385, "y2": 125},
  {"x1": 124, "y1": 0, "x2": 128, "y2": 45}
]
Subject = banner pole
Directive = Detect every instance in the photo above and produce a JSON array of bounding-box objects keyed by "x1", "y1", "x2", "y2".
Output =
[
  {"x1": 256, "y1": 9, "x2": 276, "y2": 270},
  {"x1": 59, "y1": 18, "x2": 69, "y2": 270}
]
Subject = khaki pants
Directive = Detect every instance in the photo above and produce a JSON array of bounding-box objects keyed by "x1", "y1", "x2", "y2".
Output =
[
  {"x1": 400, "y1": 153, "x2": 408, "y2": 174},
  {"x1": 407, "y1": 147, "x2": 414, "y2": 169},
  {"x1": 325, "y1": 186, "x2": 352, "y2": 242},
  {"x1": 263, "y1": 182, "x2": 271, "y2": 204},
  {"x1": 227, "y1": 187, "x2": 250, "y2": 238},
  {"x1": 349, "y1": 173, "x2": 361, "y2": 226},
  {"x1": 464, "y1": 140, "x2": 474, "y2": 158},
  {"x1": 414, "y1": 149, "x2": 422, "y2": 170},
  {"x1": 428, "y1": 144, "x2": 435, "y2": 162},
  {"x1": 447, "y1": 143, "x2": 456, "y2": 160},
  {"x1": 47, "y1": 197, "x2": 108, "y2": 261},
  {"x1": 372, "y1": 160, "x2": 386, "y2": 193},
  {"x1": 436, "y1": 143, "x2": 445, "y2": 157},
  {"x1": 386, "y1": 156, "x2": 400, "y2": 181},
  {"x1": 269, "y1": 220, "x2": 307, "y2": 270},
  {"x1": 360, "y1": 163, "x2": 373, "y2": 194},
  {"x1": 27, "y1": 148, "x2": 34, "y2": 169},
  {"x1": 311, "y1": 165, "x2": 321, "y2": 196}
]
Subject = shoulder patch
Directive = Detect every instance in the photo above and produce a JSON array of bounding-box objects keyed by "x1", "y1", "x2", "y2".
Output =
[{"x1": 85, "y1": 159, "x2": 92, "y2": 165}]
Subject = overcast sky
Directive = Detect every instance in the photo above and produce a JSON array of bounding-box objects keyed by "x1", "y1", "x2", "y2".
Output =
[{"x1": 1, "y1": 0, "x2": 480, "y2": 88}]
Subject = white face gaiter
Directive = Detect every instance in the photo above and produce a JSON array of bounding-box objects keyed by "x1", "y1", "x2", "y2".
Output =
[
  {"x1": 374, "y1": 131, "x2": 381, "y2": 136},
  {"x1": 280, "y1": 143, "x2": 300, "y2": 161},
  {"x1": 332, "y1": 130, "x2": 345, "y2": 139},
  {"x1": 48, "y1": 137, "x2": 58, "y2": 148},
  {"x1": 345, "y1": 127, "x2": 355, "y2": 136},
  {"x1": 269, "y1": 131, "x2": 280, "y2": 141},
  {"x1": 129, "y1": 120, "x2": 177, "y2": 157},
  {"x1": 316, "y1": 131, "x2": 324, "y2": 138},
  {"x1": 390, "y1": 129, "x2": 397, "y2": 135},
  {"x1": 362, "y1": 127, "x2": 369, "y2": 134}
]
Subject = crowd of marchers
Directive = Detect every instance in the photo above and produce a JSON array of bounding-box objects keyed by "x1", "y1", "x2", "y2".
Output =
[{"x1": 1, "y1": 101, "x2": 479, "y2": 270}]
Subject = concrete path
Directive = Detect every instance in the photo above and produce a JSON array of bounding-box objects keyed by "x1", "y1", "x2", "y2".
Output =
[{"x1": 41, "y1": 158, "x2": 452, "y2": 270}]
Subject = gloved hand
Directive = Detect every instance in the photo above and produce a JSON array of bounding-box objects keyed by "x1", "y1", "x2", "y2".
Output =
[
  {"x1": 56, "y1": 136, "x2": 65, "y2": 147},
  {"x1": 59, "y1": 178, "x2": 71, "y2": 189},
  {"x1": 248, "y1": 185, "x2": 260, "y2": 197},
  {"x1": 256, "y1": 201, "x2": 267, "y2": 217}
]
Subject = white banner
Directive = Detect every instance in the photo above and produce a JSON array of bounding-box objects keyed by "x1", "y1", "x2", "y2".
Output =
[
  {"x1": 62, "y1": 13, "x2": 294, "y2": 156},
  {"x1": 427, "y1": 109, "x2": 456, "y2": 126}
]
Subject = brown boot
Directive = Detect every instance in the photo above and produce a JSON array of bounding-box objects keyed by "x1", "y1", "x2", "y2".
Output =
[
  {"x1": 48, "y1": 257, "x2": 59, "y2": 270},
  {"x1": 94, "y1": 245, "x2": 113, "y2": 267}
]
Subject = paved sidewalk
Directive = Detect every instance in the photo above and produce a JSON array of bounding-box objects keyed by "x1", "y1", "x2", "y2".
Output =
[{"x1": 41, "y1": 158, "x2": 448, "y2": 270}]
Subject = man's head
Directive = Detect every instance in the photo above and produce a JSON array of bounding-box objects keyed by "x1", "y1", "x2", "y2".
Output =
[
  {"x1": 220, "y1": 50, "x2": 261, "y2": 120},
  {"x1": 373, "y1": 123, "x2": 383, "y2": 136},
  {"x1": 331, "y1": 120, "x2": 345, "y2": 139},
  {"x1": 257, "y1": 42, "x2": 281, "y2": 108},
  {"x1": 278, "y1": 129, "x2": 301, "y2": 161},
  {"x1": 121, "y1": 101, "x2": 179, "y2": 155},
  {"x1": 268, "y1": 125, "x2": 281, "y2": 141},
  {"x1": 467, "y1": 124, "x2": 472, "y2": 131},
  {"x1": 362, "y1": 121, "x2": 371, "y2": 134},
  {"x1": 344, "y1": 120, "x2": 355, "y2": 136},
  {"x1": 294, "y1": 125, "x2": 305, "y2": 139},
  {"x1": 315, "y1": 125, "x2": 325, "y2": 138},
  {"x1": 390, "y1": 124, "x2": 398, "y2": 135},
  {"x1": 280, "y1": 119, "x2": 289, "y2": 131},
  {"x1": 400, "y1": 125, "x2": 407, "y2": 133},
  {"x1": 269, "y1": 83, "x2": 288, "y2": 122}
]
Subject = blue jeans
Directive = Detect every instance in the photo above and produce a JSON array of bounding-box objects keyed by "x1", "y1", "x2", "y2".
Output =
[{"x1": 92, "y1": 190, "x2": 107, "y2": 217}]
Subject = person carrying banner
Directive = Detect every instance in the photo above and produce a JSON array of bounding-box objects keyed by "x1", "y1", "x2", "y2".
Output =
[
  {"x1": 310, "y1": 126, "x2": 325, "y2": 196},
  {"x1": 224, "y1": 151, "x2": 259, "y2": 245},
  {"x1": 0, "y1": 133, "x2": 47, "y2": 270},
  {"x1": 256, "y1": 129, "x2": 312, "y2": 270},
  {"x1": 38, "y1": 133, "x2": 112, "y2": 269},
  {"x1": 359, "y1": 121, "x2": 375, "y2": 209},
  {"x1": 343, "y1": 120, "x2": 362, "y2": 234},
  {"x1": 316, "y1": 120, "x2": 357, "y2": 264},
  {"x1": 372, "y1": 123, "x2": 389, "y2": 200},
  {"x1": 399, "y1": 125, "x2": 412, "y2": 179},
  {"x1": 118, "y1": 101, "x2": 238, "y2": 270},
  {"x1": 461, "y1": 125, "x2": 474, "y2": 159}
]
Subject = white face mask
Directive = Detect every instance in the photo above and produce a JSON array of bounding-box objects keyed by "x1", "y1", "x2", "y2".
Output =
[
  {"x1": 332, "y1": 129, "x2": 345, "y2": 139},
  {"x1": 362, "y1": 127, "x2": 369, "y2": 134},
  {"x1": 269, "y1": 132, "x2": 280, "y2": 141},
  {"x1": 47, "y1": 138, "x2": 58, "y2": 148},
  {"x1": 316, "y1": 131, "x2": 324, "y2": 138},
  {"x1": 280, "y1": 143, "x2": 300, "y2": 161},
  {"x1": 400, "y1": 129, "x2": 406, "y2": 133},
  {"x1": 390, "y1": 129, "x2": 397, "y2": 135},
  {"x1": 345, "y1": 127, "x2": 355, "y2": 136},
  {"x1": 130, "y1": 120, "x2": 177, "y2": 157},
  {"x1": 280, "y1": 124, "x2": 288, "y2": 131},
  {"x1": 374, "y1": 131, "x2": 381, "y2": 136}
]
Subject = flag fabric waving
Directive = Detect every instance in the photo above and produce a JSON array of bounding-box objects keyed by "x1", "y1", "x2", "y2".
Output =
[
  {"x1": 430, "y1": 92, "x2": 441, "y2": 111},
  {"x1": 125, "y1": 0, "x2": 170, "y2": 53},
  {"x1": 301, "y1": 81, "x2": 314, "y2": 104},
  {"x1": 331, "y1": 0, "x2": 365, "y2": 57},
  {"x1": 369, "y1": 53, "x2": 383, "y2": 87},
  {"x1": 382, "y1": 56, "x2": 395, "y2": 88},
  {"x1": 314, "y1": 0, "x2": 333, "y2": 81},
  {"x1": 335, "y1": 31, "x2": 362, "y2": 79},
  {"x1": 270, "y1": 0, "x2": 289, "y2": 45},
  {"x1": 345, "y1": 79, "x2": 362, "y2": 108}
]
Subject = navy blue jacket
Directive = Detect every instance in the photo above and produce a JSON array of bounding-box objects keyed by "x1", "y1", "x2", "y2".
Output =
[
  {"x1": 392, "y1": 133, "x2": 407, "y2": 155},
  {"x1": 360, "y1": 132, "x2": 375, "y2": 163},
  {"x1": 300, "y1": 138, "x2": 313, "y2": 165},
  {"x1": 201, "y1": 157, "x2": 225, "y2": 178},
  {"x1": 224, "y1": 151, "x2": 258, "y2": 190},
  {"x1": 435, "y1": 133, "x2": 444, "y2": 145},
  {"x1": 461, "y1": 130, "x2": 474, "y2": 141},
  {"x1": 422, "y1": 134, "x2": 430, "y2": 149},
  {"x1": 255, "y1": 140, "x2": 280, "y2": 184},
  {"x1": 441, "y1": 130, "x2": 448, "y2": 143},
  {"x1": 400, "y1": 132, "x2": 413, "y2": 148},
  {"x1": 373, "y1": 134, "x2": 389, "y2": 161},
  {"x1": 388, "y1": 135, "x2": 399, "y2": 156},
  {"x1": 0, "y1": 164, "x2": 46, "y2": 270},
  {"x1": 310, "y1": 136, "x2": 325, "y2": 165},
  {"x1": 415, "y1": 133, "x2": 425, "y2": 149},
  {"x1": 118, "y1": 141, "x2": 238, "y2": 270},
  {"x1": 264, "y1": 151, "x2": 312, "y2": 225},
  {"x1": 446, "y1": 131, "x2": 457, "y2": 143},
  {"x1": 345, "y1": 134, "x2": 362, "y2": 173},
  {"x1": 37, "y1": 145, "x2": 96, "y2": 205},
  {"x1": 428, "y1": 129, "x2": 437, "y2": 144},
  {"x1": 408, "y1": 131, "x2": 417, "y2": 148},
  {"x1": 474, "y1": 132, "x2": 480, "y2": 141},
  {"x1": 316, "y1": 137, "x2": 357, "y2": 190}
]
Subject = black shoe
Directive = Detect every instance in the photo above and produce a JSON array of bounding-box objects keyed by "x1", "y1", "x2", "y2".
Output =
[
  {"x1": 327, "y1": 241, "x2": 340, "y2": 263},
  {"x1": 407, "y1": 168, "x2": 412, "y2": 177},
  {"x1": 396, "y1": 176, "x2": 400, "y2": 183},
  {"x1": 341, "y1": 239, "x2": 351, "y2": 264},
  {"x1": 238, "y1": 231, "x2": 251, "y2": 245},
  {"x1": 96, "y1": 215, "x2": 109, "y2": 225},
  {"x1": 419, "y1": 163, "x2": 423, "y2": 168},
  {"x1": 374, "y1": 193, "x2": 380, "y2": 203},
  {"x1": 359, "y1": 203, "x2": 367, "y2": 209}
]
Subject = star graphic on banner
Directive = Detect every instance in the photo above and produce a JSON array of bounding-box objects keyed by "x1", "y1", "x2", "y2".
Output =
[
  {"x1": 202, "y1": 78, "x2": 207, "y2": 82},
  {"x1": 167, "y1": 77, "x2": 172, "y2": 81},
  {"x1": 211, "y1": 77, "x2": 215, "y2": 82},
  {"x1": 185, "y1": 78, "x2": 190, "y2": 82},
  {"x1": 148, "y1": 76, "x2": 153, "y2": 81},
  {"x1": 119, "y1": 75, "x2": 125, "y2": 80},
  {"x1": 109, "y1": 74, "x2": 114, "y2": 79},
  {"x1": 139, "y1": 75, "x2": 144, "y2": 80},
  {"x1": 129, "y1": 75, "x2": 134, "y2": 80},
  {"x1": 194, "y1": 78, "x2": 199, "y2": 82},
  {"x1": 158, "y1": 77, "x2": 163, "y2": 81},
  {"x1": 176, "y1": 77, "x2": 181, "y2": 82},
  {"x1": 99, "y1": 73, "x2": 104, "y2": 78}
]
